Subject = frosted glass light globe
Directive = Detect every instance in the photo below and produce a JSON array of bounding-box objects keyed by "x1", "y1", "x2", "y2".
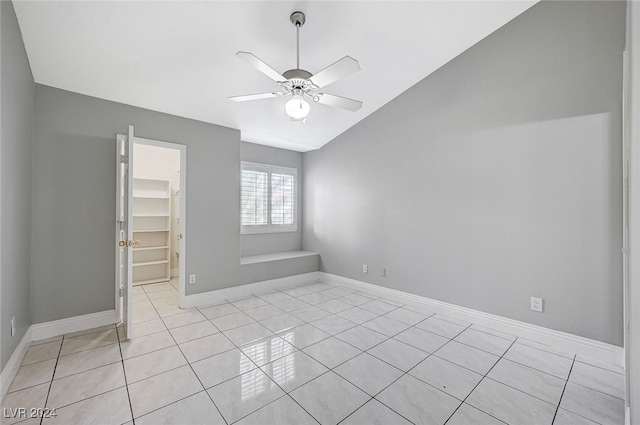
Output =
[{"x1": 285, "y1": 94, "x2": 310, "y2": 120}]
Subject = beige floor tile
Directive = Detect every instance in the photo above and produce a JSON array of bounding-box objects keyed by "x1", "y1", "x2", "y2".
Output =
[
  {"x1": 162, "y1": 310, "x2": 206, "y2": 329},
  {"x1": 59, "y1": 329, "x2": 118, "y2": 356},
  {"x1": 9, "y1": 359, "x2": 57, "y2": 392},
  {"x1": 48, "y1": 362, "x2": 126, "y2": 408},
  {"x1": 135, "y1": 391, "x2": 225, "y2": 425},
  {"x1": 128, "y1": 365, "x2": 202, "y2": 418},
  {"x1": 42, "y1": 387, "x2": 131, "y2": 425},
  {"x1": 124, "y1": 346, "x2": 187, "y2": 383},
  {"x1": 54, "y1": 343, "x2": 121, "y2": 379},
  {"x1": 29, "y1": 335, "x2": 63, "y2": 347},
  {"x1": 120, "y1": 330, "x2": 176, "y2": 359},
  {"x1": 22, "y1": 341, "x2": 62, "y2": 366},
  {"x1": 179, "y1": 332, "x2": 235, "y2": 363},
  {"x1": 169, "y1": 320, "x2": 219, "y2": 344},
  {"x1": 118, "y1": 318, "x2": 167, "y2": 341},
  {"x1": 1, "y1": 383, "x2": 49, "y2": 425}
]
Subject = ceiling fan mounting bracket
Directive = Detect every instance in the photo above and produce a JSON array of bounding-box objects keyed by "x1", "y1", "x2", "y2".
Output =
[{"x1": 290, "y1": 11, "x2": 306, "y2": 28}]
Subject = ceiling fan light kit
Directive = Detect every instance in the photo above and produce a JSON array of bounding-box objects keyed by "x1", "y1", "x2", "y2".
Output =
[
  {"x1": 229, "y1": 11, "x2": 363, "y2": 122},
  {"x1": 285, "y1": 90, "x2": 310, "y2": 121}
]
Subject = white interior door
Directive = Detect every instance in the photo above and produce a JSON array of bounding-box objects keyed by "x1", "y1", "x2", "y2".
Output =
[{"x1": 115, "y1": 130, "x2": 134, "y2": 339}]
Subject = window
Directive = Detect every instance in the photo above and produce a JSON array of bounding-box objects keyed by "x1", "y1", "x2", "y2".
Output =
[{"x1": 241, "y1": 162, "x2": 297, "y2": 234}]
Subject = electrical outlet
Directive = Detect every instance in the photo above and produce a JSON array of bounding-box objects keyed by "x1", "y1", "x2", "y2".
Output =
[
  {"x1": 363, "y1": 265, "x2": 368, "y2": 273},
  {"x1": 189, "y1": 274, "x2": 196, "y2": 285},
  {"x1": 380, "y1": 268, "x2": 386, "y2": 277},
  {"x1": 11, "y1": 317, "x2": 16, "y2": 337},
  {"x1": 531, "y1": 297, "x2": 543, "y2": 312}
]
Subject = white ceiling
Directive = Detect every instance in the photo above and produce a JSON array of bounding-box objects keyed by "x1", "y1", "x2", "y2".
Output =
[{"x1": 14, "y1": 1, "x2": 537, "y2": 152}]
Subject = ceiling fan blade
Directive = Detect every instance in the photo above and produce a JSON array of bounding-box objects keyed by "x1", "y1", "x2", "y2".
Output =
[
  {"x1": 309, "y1": 56, "x2": 360, "y2": 88},
  {"x1": 228, "y1": 92, "x2": 283, "y2": 102},
  {"x1": 236, "y1": 51, "x2": 286, "y2": 82},
  {"x1": 313, "y1": 93, "x2": 363, "y2": 112}
]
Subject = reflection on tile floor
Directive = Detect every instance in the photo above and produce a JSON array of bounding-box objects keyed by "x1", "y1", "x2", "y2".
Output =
[{"x1": 2, "y1": 277, "x2": 626, "y2": 424}]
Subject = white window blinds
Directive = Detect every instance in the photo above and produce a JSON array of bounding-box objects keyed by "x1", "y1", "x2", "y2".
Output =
[
  {"x1": 241, "y1": 162, "x2": 297, "y2": 233},
  {"x1": 241, "y1": 169, "x2": 268, "y2": 226}
]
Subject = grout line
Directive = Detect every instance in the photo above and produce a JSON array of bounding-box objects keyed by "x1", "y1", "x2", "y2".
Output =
[
  {"x1": 567, "y1": 379, "x2": 626, "y2": 402},
  {"x1": 441, "y1": 336, "x2": 518, "y2": 424},
  {"x1": 135, "y1": 281, "x2": 230, "y2": 425},
  {"x1": 168, "y1": 328, "x2": 230, "y2": 425},
  {"x1": 497, "y1": 355, "x2": 573, "y2": 382},
  {"x1": 467, "y1": 324, "x2": 518, "y2": 342},
  {"x1": 334, "y1": 317, "x2": 476, "y2": 424},
  {"x1": 552, "y1": 355, "x2": 576, "y2": 424},
  {"x1": 36, "y1": 326, "x2": 133, "y2": 422},
  {"x1": 38, "y1": 334, "x2": 65, "y2": 425},
  {"x1": 36, "y1": 280, "x2": 622, "y2": 425},
  {"x1": 481, "y1": 375, "x2": 561, "y2": 407},
  {"x1": 55, "y1": 340, "x2": 118, "y2": 359},
  {"x1": 196, "y1": 280, "x2": 369, "y2": 424},
  {"x1": 572, "y1": 358, "x2": 626, "y2": 376},
  {"x1": 198, "y1": 326, "x2": 294, "y2": 423},
  {"x1": 117, "y1": 328, "x2": 136, "y2": 424}
]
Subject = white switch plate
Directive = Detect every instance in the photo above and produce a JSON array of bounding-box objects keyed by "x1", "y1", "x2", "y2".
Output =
[
  {"x1": 363, "y1": 265, "x2": 368, "y2": 273},
  {"x1": 11, "y1": 317, "x2": 15, "y2": 337},
  {"x1": 531, "y1": 297, "x2": 543, "y2": 312},
  {"x1": 189, "y1": 274, "x2": 196, "y2": 285}
]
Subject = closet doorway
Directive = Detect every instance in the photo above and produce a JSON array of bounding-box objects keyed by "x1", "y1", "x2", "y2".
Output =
[{"x1": 116, "y1": 126, "x2": 186, "y2": 338}]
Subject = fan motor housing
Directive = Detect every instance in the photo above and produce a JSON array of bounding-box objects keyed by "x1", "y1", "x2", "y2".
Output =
[{"x1": 283, "y1": 69, "x2": 312, "y2": 81}]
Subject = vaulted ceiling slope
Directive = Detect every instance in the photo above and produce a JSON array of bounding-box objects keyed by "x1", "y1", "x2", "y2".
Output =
[{"x1": 14, "y1": 1, "x2": 537, "y2": 152}]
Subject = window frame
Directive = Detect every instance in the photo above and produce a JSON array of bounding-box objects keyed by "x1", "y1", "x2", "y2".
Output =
[{"x1": 241, "y1": 161, "x2": 298, "y2": 235}]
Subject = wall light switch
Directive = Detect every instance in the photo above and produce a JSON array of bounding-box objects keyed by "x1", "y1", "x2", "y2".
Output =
[{"x1": 363, "y1": 265, "x2": 368, "y2": 273}]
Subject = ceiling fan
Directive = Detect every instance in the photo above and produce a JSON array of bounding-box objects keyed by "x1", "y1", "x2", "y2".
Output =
[{"x1": 229, "y1": 11, "x2": 363, "y2": 122}]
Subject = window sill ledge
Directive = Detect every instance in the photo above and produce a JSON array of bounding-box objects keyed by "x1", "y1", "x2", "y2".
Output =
[{"x1": 240, "y1": 250, "x2": 319, "y2": 265}]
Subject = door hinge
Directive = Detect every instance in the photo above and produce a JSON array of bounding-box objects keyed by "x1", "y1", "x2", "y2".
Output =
[
  {"x1": 120, "y1": 154, "x2": 129, "y2": 164},
  {"x1": 119, "y1": 287, "x2": 123, "y2": 297}
]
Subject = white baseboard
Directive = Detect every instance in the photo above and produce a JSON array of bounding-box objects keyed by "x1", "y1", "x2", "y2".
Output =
[
  {"x1": 1, "y1": 310, "x2": 118, "y2": 400},
  {"x1": 30, "y1": 310, "x2": 118, "y2": 342},
  {"x1": 177, "y1": 271, "x2": 623, "y2": 368},
  {"x1": 321, "y1": 273, "x2": 624, "y2": 368},
  {"x1": 1, "y1": 327, "x2": 32, "y2": 400},
  {"x1": 182, "y1": 272, "x2": 323, "y2": 308}
]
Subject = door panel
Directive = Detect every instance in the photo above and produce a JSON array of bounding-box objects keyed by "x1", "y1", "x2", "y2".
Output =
[{"x1": 116, "y1": 131, "x2": 134, "y2": 339}]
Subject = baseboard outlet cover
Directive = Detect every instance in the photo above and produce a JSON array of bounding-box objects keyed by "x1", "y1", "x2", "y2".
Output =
[
  {"x1": 321, "y1": 273, "x2": 623, "y2": 368},
  {"x1": 1, "y1": 327, "x2": 32, "y2": 400},
  {"x1": 30, "y1": 310, "x2": 119, "y2": 342}
]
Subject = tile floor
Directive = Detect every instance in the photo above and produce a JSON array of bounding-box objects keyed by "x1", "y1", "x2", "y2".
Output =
[{"x1": 2, "y1": 277, "x2": 626, "y2": 425}]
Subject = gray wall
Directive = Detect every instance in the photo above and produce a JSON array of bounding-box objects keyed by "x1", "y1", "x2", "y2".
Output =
[
  {"x1": 1, "y1": 0, "x2": 34, "y2": 370},
  {"x1": 240, "y1": 141, "x2": 303, "y2": 257},
  {"x1": 32, "y1": 86, "x2": 317, "y2": 324},
  {"x1": 303, "y1": 1, "x2": 625, "y2": 345}
]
